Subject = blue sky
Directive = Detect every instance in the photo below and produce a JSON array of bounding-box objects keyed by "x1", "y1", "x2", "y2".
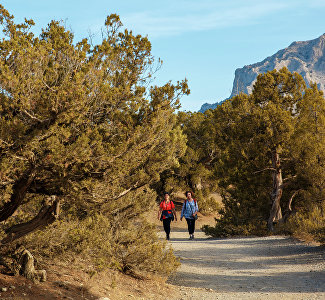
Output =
[{"x1": 1, "y1": 0, "x2": 325, "y2": 111}]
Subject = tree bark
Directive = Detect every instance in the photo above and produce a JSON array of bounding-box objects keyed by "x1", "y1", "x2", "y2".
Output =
[
  {"x1": 193, "y1": 177, "x2": 202, "y2": 191},
  {"x1": 19, "y1": 249, "x2": 46, "y2": 282},
  {"x1": 1, "y1": 196, "x2": 60, "y2": 244},
  {"x1": 0, "y1": 167, "x2": 36, "y2": 222},
  {"x1": 283, "y1": 189, "x2": 301, "y2": 222},
  {"x1": 268, "y1": 150, "x2": 283, "y2": 231}
]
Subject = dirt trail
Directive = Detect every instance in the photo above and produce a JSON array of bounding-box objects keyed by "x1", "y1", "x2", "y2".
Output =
[{"x1": 160, "y1": 227, "x2": 325, "y2": 300}]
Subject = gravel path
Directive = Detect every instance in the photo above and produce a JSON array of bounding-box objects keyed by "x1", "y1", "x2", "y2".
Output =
[{"x1": 162, "y1": 229, "x2": 325, "y2": 300}]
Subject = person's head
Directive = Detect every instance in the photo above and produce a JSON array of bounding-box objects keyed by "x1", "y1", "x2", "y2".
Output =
[
  {"x1": 164, "y1": 192, "x2": 170, "y2": 201},
  {"x1": 185, "y1": 191, "x2": 194, "y2": 199}
]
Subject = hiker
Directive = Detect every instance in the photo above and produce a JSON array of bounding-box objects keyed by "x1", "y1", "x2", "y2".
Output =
[
  {"x1": 158, "y1": 192, "x2": 177, "y2": 240},
  {"x1": 180, "y1": 191, "x2": 199, "y2": 240}
]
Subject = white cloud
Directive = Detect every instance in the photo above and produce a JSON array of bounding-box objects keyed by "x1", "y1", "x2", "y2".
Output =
[{"x1": 121, "y1": 0, "x2": 289, "y2": 38}]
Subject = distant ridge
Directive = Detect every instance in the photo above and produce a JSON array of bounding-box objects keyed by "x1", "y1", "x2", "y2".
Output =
[{"x1": 200, "y1": 33, "x2": 325, "y2": 112}]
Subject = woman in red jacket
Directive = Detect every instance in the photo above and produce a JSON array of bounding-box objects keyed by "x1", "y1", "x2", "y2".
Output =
[{"x1": 158, "y1": 192, "x2": 177, "y2": 240}]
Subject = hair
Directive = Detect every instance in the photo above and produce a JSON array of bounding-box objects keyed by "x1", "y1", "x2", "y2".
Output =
[
  {"x1": 164, "y1": 192, "x2": 169, "y2": 196},
  {"x1": 184, "y1": 191, "x2": 194, "y2": 198}
]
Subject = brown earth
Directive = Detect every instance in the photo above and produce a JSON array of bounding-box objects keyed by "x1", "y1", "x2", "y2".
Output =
[{"x1": 0, "y1": 263, "x2": 182, "y2": 299}]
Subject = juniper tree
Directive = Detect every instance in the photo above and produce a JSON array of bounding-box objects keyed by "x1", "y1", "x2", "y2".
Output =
[
  {"x1": 200, "y1": 68, "x2": 325, "y2": 236},
  {"x1": 157, "y1": 111, "x2": 221, "y2": 213},
  {"x1": 0, "y1": 6, "x2": 188, "y2": 275}
]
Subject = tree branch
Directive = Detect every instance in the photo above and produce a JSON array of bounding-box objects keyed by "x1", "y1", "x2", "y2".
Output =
[
  {"x1": 0, "y1": 167, "x2": 36, "y2": 222},
  {"x1": 1, "y1": 195, "x2": 60, "y2": 244},
  {"x1": 288, "y1": 189, "x2": 301, "y2": 211},
  {"x1": 22, "y1": 109, "x2": 43, "y2": 123},
  {"x1": 253, "y1": 167, "x2": 276, "y2": 174}
]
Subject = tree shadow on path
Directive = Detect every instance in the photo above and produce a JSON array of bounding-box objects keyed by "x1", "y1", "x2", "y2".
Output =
[{"x1": 168, "y1": 236, "x2": 325, "y2": 294}]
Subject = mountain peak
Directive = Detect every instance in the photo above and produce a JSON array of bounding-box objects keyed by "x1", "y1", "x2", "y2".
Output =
[{"x1": 200, "y1": 33, "x2": 325, "y2": 112}]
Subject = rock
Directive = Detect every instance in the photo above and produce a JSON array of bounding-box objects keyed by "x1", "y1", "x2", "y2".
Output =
[
  {"x1": 231, "y1": 33, "x2": 325, "y2": 98},
  {"x1": 200, "y1": 33, "x2": 325, "y2": 112},
  {"x1": 38, "y1": 269, "x2": 47, "y2": 282},
  {"x1": 1, "y1": 287, "x2": 7, "y2": 292}
]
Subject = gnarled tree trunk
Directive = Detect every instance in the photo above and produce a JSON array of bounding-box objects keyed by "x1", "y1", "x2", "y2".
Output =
[
  {"x1": 0, "y1": 248, "x2": 46, "y2": 282},
  {"x1": 1, "y1": 195, "x2": 60, "y2": 244},
  {"x1": 0, "y1": 167, "x2": 36, "y2": 222},
  {"x1": 19, "y1": 249, "x2": 47, "y2": 282},
  {"x1": 268, "y1": 151, "x2": 283, "y2": 231}
]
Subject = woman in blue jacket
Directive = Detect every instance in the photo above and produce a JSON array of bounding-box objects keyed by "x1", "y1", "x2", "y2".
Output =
[{"x1": 180, "y1": 191, "x2": 199, "y2": 240}]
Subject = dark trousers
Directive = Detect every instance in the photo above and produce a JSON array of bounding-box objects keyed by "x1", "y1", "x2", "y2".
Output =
[
  {"x1": 186, "y1": 218, "x2": 196, "y2": 235},
  {"x1": 162, "y1": 218, "x2": 172, "y2": 236}
]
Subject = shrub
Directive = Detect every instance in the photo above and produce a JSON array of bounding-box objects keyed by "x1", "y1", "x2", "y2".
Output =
[
  {"x1": 22, "y1": 214, "x2": 180, "y2": 278},
  {"x1": 202, "y1": 216, "x2": 268, "y2": 237},
  {"x1": 284, "y1": 202, "x2": 325, "y2": 244},
  {"x1": 195, "y1": 189, "x2": 221, "y2": 214}
]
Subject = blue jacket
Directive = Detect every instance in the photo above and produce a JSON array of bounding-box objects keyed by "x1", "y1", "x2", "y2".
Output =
[{"x1": 181, "y1": 199, "x2": 198, "y2": 219}]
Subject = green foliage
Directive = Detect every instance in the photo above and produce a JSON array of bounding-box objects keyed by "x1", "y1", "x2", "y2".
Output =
[
  {"x1": 194, "y1": 190, "x2": 221, "y2": 214},
  {"x1": 284, "y1": 202, "x2": 325, "y2": 244},
  {"x1": 157, "y1": 110, "x2": 221, "y2": 213},
  {"x1": 198, "y1": 68, "x2": 325, "y2": 238},
  {"x1": 0, "y1": 5, "x2": 188, "y2": 276},
  {"x1": 23, "y1": 213, "x2": 180, "y2": 277},
  {"x1": 202, "y1": 219, "x2": 268, "y2": 238}
]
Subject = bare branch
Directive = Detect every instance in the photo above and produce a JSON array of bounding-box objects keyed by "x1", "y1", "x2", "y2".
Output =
[
  {"x1": 288, "y1": 189, "x2": 301, "y2": 211},
  {"x1": 0, "y1": 139, "x2": 14, "y2": 147},
  {"x1": 22, "y1": 109, "x2": 43, "y2": 123},
  {"x1": 253, "y1": 167, "x2": 276, "y2": 174},
  {"x1": 10, "y1": 155, "x2": 28, "y2": 161},
  {"x1": 283, "y1": 175, "x2": 297, "y2": 183}
]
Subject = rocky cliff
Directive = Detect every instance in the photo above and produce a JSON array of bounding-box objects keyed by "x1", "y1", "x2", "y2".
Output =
[{"x1": 200, "y1": 33, "x2": 325, "y2": 112}]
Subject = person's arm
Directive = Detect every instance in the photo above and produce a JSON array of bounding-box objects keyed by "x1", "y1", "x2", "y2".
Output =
[
  {"x1": 193, "y1": 201, "x2": 198, "y2": 216},
  {"x1": 171, "y1": 201, "x2": 177, "y2": 221},
  {"x1": 172, "y1": 208, "x2": 177, "y2": 221},
  {"x1": 158, "y1": 204, "x2": 162, "y2": 220},
  {"x1": 180, "y1": 202, "x2": 185, "y2": 220}
]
